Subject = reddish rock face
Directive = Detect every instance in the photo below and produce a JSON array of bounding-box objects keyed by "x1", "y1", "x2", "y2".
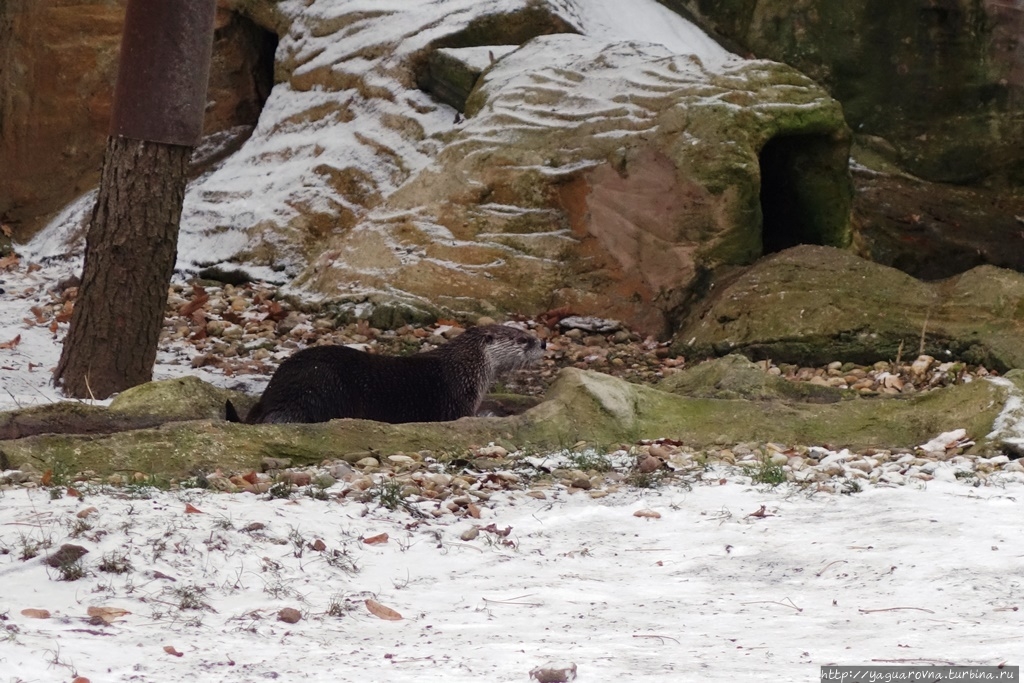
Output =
[
  {"x1": 559, "y1": 149, "x2": 713, "y2": 337},
  {"x1": 0, "y1": 2, "x2": 275, "y2": 240}
]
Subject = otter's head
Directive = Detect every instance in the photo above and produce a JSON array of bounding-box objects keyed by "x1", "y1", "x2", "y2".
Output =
[{"x1": 466, "y1": 324, "x2": 546, "y2": 375}]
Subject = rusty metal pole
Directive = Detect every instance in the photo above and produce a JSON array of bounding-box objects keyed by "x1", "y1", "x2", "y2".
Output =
[{"x1": 54, "y1": 0, "x2": 217, "y2": 399}]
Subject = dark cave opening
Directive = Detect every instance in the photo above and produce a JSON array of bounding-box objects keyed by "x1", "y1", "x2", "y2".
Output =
[{"x1": 758, "y1": 133, "x2": 852, "y2": 255}]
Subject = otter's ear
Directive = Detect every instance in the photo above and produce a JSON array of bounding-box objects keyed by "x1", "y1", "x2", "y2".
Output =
[{"x1": 483, "y1": 331, "x2": 495, "y2": 343}]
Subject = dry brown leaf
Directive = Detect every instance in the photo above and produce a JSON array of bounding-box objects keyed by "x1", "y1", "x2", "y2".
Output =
[
  {"x1": 179, "y1": 284, "x2": 209, "y2": 317},
  {"x1": 0, "y1": 222, "x2": 11, "y2": 237},
  {"x1": 363, "y1": 532, "x2": 389, "y2": 545},
  {"x1": 633, "y1": 509, "x2": 661, "y2": 519},
  {"x1": 265, "y1": 299, "x2": 287, "y2": 322},
  {"x1": 55, "y1": 301, "x2": 74, "y2": 323},
  {"x1": 71, "y1": 677, "x2": 91, "y2": 683},
  {"x1": 0, "y1": 334, "x2": 21, "y2": 349},
  {"x1": 746, "y1": 505, "x2": 774, "y2": 519},
  {"x1": 184, "y1": 503, "x2": 203, "y2": 514},
  {"x1": 0, "y1": 253, "x2": 18, "y2": 270},
  {"x1": 163, "y1": 645, "x2": 184, "y2": 657},
  {"x1": 29, "y1": 306, "x2": 46, "y2": 323},
  {"x1": 20, "y1": 608, "x2": 51, "y2": 619},
  {"x1": 41, "y1": 469, "x2": 53, "y2": 486},
  {"x1": 466, "y1": 503, "x2": 482, "y2": 519},
  {"x1": 87, "y1": 606, "x2": 131, "y2": 624},
  {"x1": 365, "y1": 598, "x2": 403, "y2": 621}
]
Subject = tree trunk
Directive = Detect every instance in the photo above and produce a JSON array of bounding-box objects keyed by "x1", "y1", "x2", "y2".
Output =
[{"x1": 54, "y1": 136, "x2": 191, "y2": 399}]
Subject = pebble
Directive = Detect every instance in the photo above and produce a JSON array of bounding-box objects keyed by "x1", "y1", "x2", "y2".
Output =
[{"x1": 278, "y1": 607, "x2": 302, "y2": 624}]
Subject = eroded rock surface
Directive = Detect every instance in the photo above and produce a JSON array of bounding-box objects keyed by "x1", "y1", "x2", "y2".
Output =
[
  {"x1": 662, "y1": 0, "x2": 1024, "y2": 185},
  {"x1": 2, "y1": 365, "x2": 1022, "y2": 478},
  {"x1": 0, "y1": 3, "x2": 275, "y2": 239},
  {"x1": 675, "y1": 245, "x2": 1024, "y2": 370}
]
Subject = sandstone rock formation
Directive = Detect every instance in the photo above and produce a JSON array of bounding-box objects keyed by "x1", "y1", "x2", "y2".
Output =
[
  {"x1": 2, "y1": 365, "x2": 1022, "y2": 477},
  {"x1": 659, "y1": 0, "x2": 1024, "y2": 185},
  {"x1": 175, "y1": 2, "x2": 850, "y2": 336},
  {"x1": 675, "y1": 245, "x2": 1024, "y2": 370},
  {"x1": 0, "y1": 1, "x2": 276, "y2": 239}
]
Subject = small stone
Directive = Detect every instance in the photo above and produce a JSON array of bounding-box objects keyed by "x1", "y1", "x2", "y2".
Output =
[
  {"x1": 527, "y1": 490, "x2": 547, "y2": 499},
  {"x1": 460, "y1": 527, "x2": 480, "y2": 541},
  {"x1": 329, "y1": 462, "x2": 356, "y2": 480},
  {"x1": 278, "y1": 607, "x2": 302, "y2": 624},
  {"x1": 475, "y1": 444, "x2": 508, "y2": 458},
  {"x1": 648, "y1": 443, "x2": 673, "y2": 459},
  {"x1": 356, "y1": 457, "x2": 380, "y2": 469},
  {"x1": 230, "y1": 475, "x2": 256, "y2": 494},
  {"x1": 44, "y1": 543, "x2": 89, "y2": 568},
  {"x1": 530, "y1": 662, "x2": 578, "y2": 683},
  {"x1": 427, "y1": 473, "x2": 451, "y2": 488},
  {"x1": 388, "y1": 455, "x2": 416, "y2": 464},
  {"x1": 570, "y1": 476, "x2": 592, "y2": 490},
  {"x1": 280, "y1": 471, "x2": 311, "y2": 487},
  {"x1": 769, "y1": 452, "x2": 788, "y2": 466},
  {"x1": 910, "y1": 355, "x2": 934, "y2": 376},
  {"x1": 76, "y1": 507, "x2": 99, "y2": 519},
  {"x1": 261, "y1": 457, "x2": 292, "y2": 472},
  {"x1": 222, "y1": 324, "x2": 244, "y2": 340},
  {"x1": 637, "y1": 455, "x2": 661, "y2": 473},
  {"x1": 206, "y1": 474, "x2": 238, "y2": 492}
]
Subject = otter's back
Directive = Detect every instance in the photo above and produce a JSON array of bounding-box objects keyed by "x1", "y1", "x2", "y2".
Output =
[{"x1": 246, "y1": 345, "x2": 479, "y2": 424}]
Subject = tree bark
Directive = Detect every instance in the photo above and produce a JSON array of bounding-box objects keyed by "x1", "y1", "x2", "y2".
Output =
[{"x1": 54, "y1": 136, "x2": 190, "y2": 399}]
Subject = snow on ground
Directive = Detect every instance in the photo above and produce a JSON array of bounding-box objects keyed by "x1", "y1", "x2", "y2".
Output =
[{"x1": 1, "y1": 473, "x2": 1021, "y2": 682}]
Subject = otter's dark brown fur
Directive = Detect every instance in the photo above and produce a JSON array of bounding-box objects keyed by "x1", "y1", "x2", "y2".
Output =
[{"x1": 225, "y1": 325, "x2": 544, "y2": 424}]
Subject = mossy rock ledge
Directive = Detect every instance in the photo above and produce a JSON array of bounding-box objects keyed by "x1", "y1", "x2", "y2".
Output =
[
  {"x1": 2, "y1": 363, "x2": 1023, "y2": 478},
  {"x1": 675, "y1": 245, "x2": 1024, "y2": 371}
]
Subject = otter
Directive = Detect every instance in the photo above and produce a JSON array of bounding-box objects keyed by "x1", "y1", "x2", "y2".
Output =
[{"x1": 224, "y1": 324, "x2": 545, "y2": 424}]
